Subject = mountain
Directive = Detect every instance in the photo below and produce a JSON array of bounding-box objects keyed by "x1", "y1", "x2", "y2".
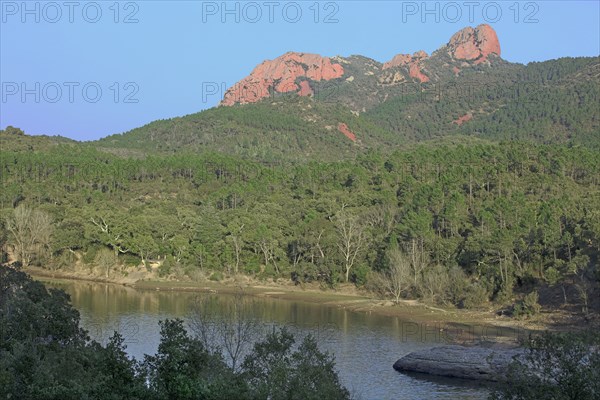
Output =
[
  {"x1": 2, "y1": 26, "x2": 599, "y2": 322},
  {"x1": 93, "y1": 25, "x2": 599, "y2": 161},
  {"x1": 221, "y1": 24, "x2": 504, "y2": 109}
]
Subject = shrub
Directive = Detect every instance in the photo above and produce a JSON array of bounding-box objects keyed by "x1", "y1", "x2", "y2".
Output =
[
  {"x1": 447, "y1": 266, "x2": 469, "y2": 305},
  {"x1": 422, "y1": 264, "x2": 450, "y2": 304},
  {"x1": 490, "y1": 331, "x2": 600, "y2": 400},
  {"x1": 209, "y1": 271, "x2": 223, "y2": 281},
  {"x1": 351, "y1": 263, "x2": 370, "y2": 286},
  {"x1": 158, "y1": 256, "x2": 174, "y2": 277},
  {"x1": 121, "y1": 253, "x2": 141, "y2": 268},
  {"x1": 512, "y1": 291, "x2": 541, "y2": 319},
  {"x1": 82, "y1": 245, "x2": 100, "y2": 264},
  {"x1": 461, "y1": 283, "x2": 490, "y2": 309},
  {"x1": 241, "y1": 327, "x2": 350, "y2": 400}
]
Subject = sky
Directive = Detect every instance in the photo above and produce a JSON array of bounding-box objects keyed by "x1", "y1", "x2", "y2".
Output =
[{"x1": 1, "y1": 0, "x2": 599, "y2": 141}]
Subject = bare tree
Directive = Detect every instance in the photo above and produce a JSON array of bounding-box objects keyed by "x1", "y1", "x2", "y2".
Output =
[
  {"x1": 334, "y1": 210, "x2": 368, "y2": 282},
  {"x1": 363, "y1": 204, "x2": 397, "y2": 237},
  {"x1": 95, "y1": 248, "x2": 118, "y2": 278},
  {"x1": 421, "y1": 264, "x2": 450, "y2": 304},
  {"x1": 189, "y1": 289, "x2": 260, "y2": 372},
  {"x1": 90, "y1": 216, "x2": 130, "y2": 257},
  {"x1": 381, "y1": 247, "x2": 411, "y2": 304},
  {"x1": 225, "y1": 222, "x2": 244, "y2": 275},
  {"x1": 6, "y1": 205, "x2": 53, "y2": 267},
  {"x1": 406, "y1": 238, "x2": 429, "y2": 290}
]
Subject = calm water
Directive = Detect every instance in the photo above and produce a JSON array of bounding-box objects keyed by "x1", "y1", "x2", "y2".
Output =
[{"x1": 42, "y1": 279, "x2": 497, "y2": 400}]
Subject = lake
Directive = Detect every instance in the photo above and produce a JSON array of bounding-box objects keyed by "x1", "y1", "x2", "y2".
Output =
[{"x1": 42, "y1": 278, "x2": 497, "y2": 400}]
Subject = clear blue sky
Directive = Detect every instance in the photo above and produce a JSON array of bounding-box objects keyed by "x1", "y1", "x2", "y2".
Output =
[{"x1": 1, "y1": 1, "x2": 599, "y2": 141}]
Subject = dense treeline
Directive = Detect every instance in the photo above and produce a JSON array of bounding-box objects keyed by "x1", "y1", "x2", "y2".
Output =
[
  {"x1": 365, "y1": 57, "x2": 600, "y2": 147},
  {"x1": 0, "y1": 266, "x2": 350, "y2": 399},
  {"x1": 491, "y1": 330, "x2": 600, "y2": 400},
  {"x1": 1, "y1": 136, "x2": 599, "y2": 314}
]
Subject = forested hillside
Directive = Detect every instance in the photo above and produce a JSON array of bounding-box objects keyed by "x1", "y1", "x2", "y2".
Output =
[
  {"x1": 2, "y1": 127, "x2": 599, "y2": 317},
  {"x1": 93, "y1": 57, "x2": 599, "y2": 161}
]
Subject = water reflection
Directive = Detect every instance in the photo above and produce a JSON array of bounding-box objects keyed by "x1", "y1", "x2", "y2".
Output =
[{"x1": 42, "y1": 279, "x2": 492, "y2": 400}]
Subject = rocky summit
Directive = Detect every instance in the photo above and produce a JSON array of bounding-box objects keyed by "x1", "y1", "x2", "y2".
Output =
[
  {"x1": 444, "y1": 24, "x2": 501, "y2": 64},
  {"x1": 221, "y1": 52, "x2": 344, "y2": 106},
  {"x1": 220, "y1": 24, "x2": 501, "y2": 106}
]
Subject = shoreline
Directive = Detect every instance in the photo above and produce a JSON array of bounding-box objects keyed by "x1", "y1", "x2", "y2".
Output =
[{"x1": 25, "y1": 266, "x2": 577, "y2": 345}]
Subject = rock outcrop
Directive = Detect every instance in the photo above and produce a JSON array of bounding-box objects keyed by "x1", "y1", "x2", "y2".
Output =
[
  {"x1": 445, "y1": 24, "x2": 501, "y2": 64},
  {"x1": 383, "y1": 51, "x2": 430, "y2": 82},
  {"x1": 221, "y1": 52, "x2": 344, "y2": 106},
  {"x1": 453, "y1": 113, "x2": 473, "y2": 125},
  {"x1": 220, "y1": 25, "x2": 502, "y2": 106},
  {"x1": 393, "y1": 345, "x2": 524, "y2": 382},
  {"x1": 337, "y1": 123, "x2": 357, "y2": 142}
]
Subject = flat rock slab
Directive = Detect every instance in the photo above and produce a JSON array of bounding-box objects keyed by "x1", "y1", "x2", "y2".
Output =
[{"x1": 393, "y1": 345, "x2": 525, "y2": 382}]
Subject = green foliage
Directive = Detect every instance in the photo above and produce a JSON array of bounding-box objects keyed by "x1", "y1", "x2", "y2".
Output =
[
  {"x1": 0, "y1": 266, "x2": 146, "y2": 400},
  {"x1": 241, "y1": 327, "x2": 350, "y2": 400},
  {"x1": 81, "y1": 57, "x2": 600, "y2": 160},
  {"x1": 512, "y1": 291, "x2": 541, "y2": 319},
  {"x1": 140, "y1": 319, "x2": 243, "y2": 400},
  {"x1": 158, "y1": 255, "x2": 175, "y2": 278},
  {"x1": 209, "y1": 271, "x2": 223, "y2": 281},
  {"x1": 82, "y1": 245, "x2": 100, "y2": 264},
  {"x1": 2, "y1": 122, "x2": 600, "y2": 312},
  {"x1": 2, "y1": 126, "x2": 25, "y2": 136},
  {"x1": 490, "y1": 331, "x2": 600, "y2": 400},
  {"x1": 461, "y1": 283, "x2": 490, "y2": 310},
  {"x1": 0, "y1": 267, "x2": 350, "y2": 400},
  {"x1": 351, "y1": 263, "x2": 370, "y2": 286}
]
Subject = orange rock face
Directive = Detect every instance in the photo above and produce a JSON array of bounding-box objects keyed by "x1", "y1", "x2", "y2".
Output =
[
  {"x1": 383, "y1": 51, "x2": 429, "y2": 83},
  {"x1": 337, "y1": 122, "x2": 356, "y2": 142},
  {"x1": 221, "y1": 52, "x2": 344, "y2": 106},
  {"x1": 447, "y1": 24, "x2": 501, "y2": 64},
  {"x1": 298, "y1": 80, "x2": 314, "y2": 97},
  {"x1": 453, "y1": 113, "x2": 473, "y2": 125},
  {"x1": 383, "y1": 54, "x2": 412, "y2": 69}
]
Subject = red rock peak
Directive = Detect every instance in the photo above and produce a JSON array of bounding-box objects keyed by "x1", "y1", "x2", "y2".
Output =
[
  {"x1": 446, "y1": 24, "x2": 501, "y2": 64},
  {"x1": 382, "y1": 50, "x2": 430, "y2": 83},
  {"x1": 221, "y1": 52, "x2": 344, "y2": 106}
]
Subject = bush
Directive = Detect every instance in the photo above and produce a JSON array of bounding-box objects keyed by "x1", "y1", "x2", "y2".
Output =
[
  {"x1": 158, "y1": 256, "x2": 174, "y2": 277},
  {"x1": 185, "y1": 265, "x2": 205, "y2": 282},
  {"x1": 544, "y1": 266, "x2": 561, "y2": 285},
  {"x1": 53, "y1": 250, "x2": 77, "y2": 271},
  {"x1": 422, "y1": 264, "x2": 450, "y2": 304},
  {"x1": 490, "y1": 331, "x2": 600, "y2": 400},
  {"x1": 241, "y1": 327, "x2": 350, "y2": 400},
  {"x1": 82, "y1": 245, "x2": 100, "y2": 264},
  {"x1": 209, "y1": 271, "x2": 223, "y2": 281},
  {"x1": 121, "y1": 253, "x2": 141, "y2": 268},
  {"x1": 447, "y1": 266, "x2": 469, "y2": 305},
  {"x1": 512, "y1": 291, "x2": 541, "y2": 319},
  {"x1": 461, "y1": 283, "x2": 490, "y2": 309},
  {"x1": 351, "y1": 263, "x2": 370, "y2": 286}
]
